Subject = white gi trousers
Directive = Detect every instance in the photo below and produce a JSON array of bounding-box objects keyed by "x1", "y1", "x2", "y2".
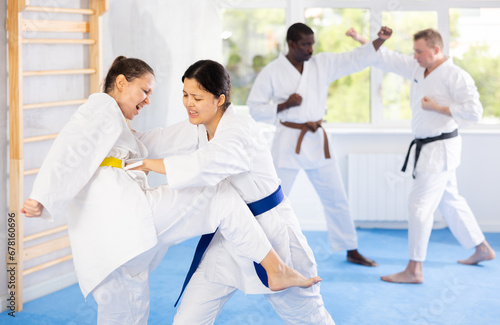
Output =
[
  {"x1": 174, "y1": 223, "x2": 335, "y2": 325},
  {"x1": 92, "y1": 181, "x2": 271, "y2": 324},
  {"x1": 276, "y1": 163, "x2": 358, "y2": 252},
  {"x1": 408, "y1": 169, "x2": 485, "y2": 262}
]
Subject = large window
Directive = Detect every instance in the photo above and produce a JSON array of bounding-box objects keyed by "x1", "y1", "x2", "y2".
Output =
[
  {"x1": 306, "y1": 8, "x2": 371, "y2": 123},
  {"x1": 222, "y1": 8, "x2": 286, "y2": 105},
  {"x1": 219, "y1": 0, "x2": 500, "y2": 128},
  {"x1": 380, "y1": 11, "x2": 437, "y2": 122},
  {"x1": 449, "y1": 8, "x2": 500, "y2": 124}
]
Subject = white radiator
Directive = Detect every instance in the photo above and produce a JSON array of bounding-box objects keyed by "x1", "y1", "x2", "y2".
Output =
[{"x1": 347, "y1": 154, "x2": 413, "y2": 221}]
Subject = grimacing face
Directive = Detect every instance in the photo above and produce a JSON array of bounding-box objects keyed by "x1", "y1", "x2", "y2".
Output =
[
  {"x1": 114, "y1": 73, "x2": 155, "y2": 120},
  {"x1": 182, "y1": 77, "x2": 224, "y2": 128}
]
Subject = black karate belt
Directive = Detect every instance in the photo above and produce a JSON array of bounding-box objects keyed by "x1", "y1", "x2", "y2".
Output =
[
  {"x1": 401, "y1": 129, "x2": 458, "y2": 179},
  {"x1": 174, "y1": 185, "x2": 284, "y2": 307}
]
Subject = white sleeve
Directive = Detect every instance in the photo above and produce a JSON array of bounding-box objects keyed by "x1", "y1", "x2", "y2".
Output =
[
  {"x1": 321, "y1": 42, "x2": 379, "y2": 82},
  {"x1": 448, "y1": 70, "x2": 483, "y2": 126},
  {"x1": 135, "y1": 120, "x2": 199, "y2": 158},
  {"x1": 247, "y1": 67, "x2": 279, "y2": 125},
  {"x1": 29, "y1": 100, "x2": 122, "y2": 221},
  {"x1": 373, "y1": 46, "x2": 416, "y2": 80},
  {"x1": 163, "y1": 125, "x2": 253, "y2": 189}
]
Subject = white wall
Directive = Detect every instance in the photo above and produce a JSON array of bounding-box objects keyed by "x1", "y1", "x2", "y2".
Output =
[
  {"x1": 1, "y1": 0, "x2": 499, "y2": 313},
  {"x1": 102, "y1": 0, "x2": 223, "y2": 131},
  {"x1": 288, "y1": 129, "x2": 500, "y2": 232}
]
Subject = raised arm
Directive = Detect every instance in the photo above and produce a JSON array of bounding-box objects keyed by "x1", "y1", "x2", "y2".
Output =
[
  {"x1": 372, "y1": 26, "x2": 392, "y2": 51},
  {"x1": 346, "y1": 28, "x2": 369, "y2": 45},
  {"x1": 371, "y1": 27, "x2": 417, "y2": 80},
  {"x1": 345, "y1": 26, "x2": 391, "y2": 49}
]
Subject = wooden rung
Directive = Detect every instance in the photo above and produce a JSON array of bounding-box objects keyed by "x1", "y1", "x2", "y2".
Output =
[
  {"x1": 23, "y1": 255, "x2": 73, "y2": 276},
  {"x1": 24, "y1": 225, "x2": 68, "y2": 243},
  {"x1": 24, "y1": 6, "x2": 94, "y2": 15},
  {"x1": 24, "y1": 133, "x2": 58, "y2": 143},
  {"x1": 22, "y1": 19, "x2": 89, "y2": 33},
  {"x1": 23, "y1": 38, "x2": 96, "y2": 45},
  {"x1": 23, "y1": 68, "x2": 96, "y2": 76},
  {"x1": 24, "y1": 98, "x2": 86, "y2": 110},
  {"x1": 24, "y1": 168, "x2": 39, "y2": 176},
  {"x1": 24, "y1": 236, "x2": 71, "y2": 261}
]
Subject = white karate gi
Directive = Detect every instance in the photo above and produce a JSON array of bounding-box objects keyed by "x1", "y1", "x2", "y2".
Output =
[
  {"x1": 138, "y1": 107, "x2": 334, "y2": 324},
  {"x1": 374, "y1": 47, "x2": 485, "y2": 261},
  {"x1": 29, "y1": 93, "x2": 271, "y2": 324},
  {"x1": 247, "y1": 43, "x2": 378, "y2": 251}
]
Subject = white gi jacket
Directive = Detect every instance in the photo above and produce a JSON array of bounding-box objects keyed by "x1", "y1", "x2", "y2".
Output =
[
  {"x1": 30, "y1": 93, "x2": 157, "y2": 298},
  {"x1": 247, "y1": 43, "x2": 379, "y2": 169},
  {"x1": 374, "y1": 47, "x2": 483, "y2": 173},
  {"x1": 139, "y1": 107, "x2": 316, "y2": 294}
]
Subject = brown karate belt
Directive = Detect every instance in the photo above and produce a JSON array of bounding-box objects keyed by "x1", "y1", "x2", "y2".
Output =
[{"x1": 280, "y1": 120, "x2": 331, "y2": 159}]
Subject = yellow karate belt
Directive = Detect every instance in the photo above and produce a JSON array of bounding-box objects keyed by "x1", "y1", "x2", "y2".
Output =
[{"x1": 99, "y1": 157, "x2": 123, "y2": 169}]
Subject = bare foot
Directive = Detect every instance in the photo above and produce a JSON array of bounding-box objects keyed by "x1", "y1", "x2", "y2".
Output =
[
  {"x1": 458, "y1": 240, "x2": 496, "y2": 265},
  {"x1": 381, "y1": 270, "x2": 423, "y2": 284},
  {"x1": 267, "y1": 264, "x2": 322, "y2": 291},
  {"x1": 381, "y1": 260, "x2": 423, "y2": 284},
  {"x1": 259, "y1": 249, "x2": 321, "y2": 291},
  {"x1": 347, "y1": 249, "x2": 378, "y2": 267}
]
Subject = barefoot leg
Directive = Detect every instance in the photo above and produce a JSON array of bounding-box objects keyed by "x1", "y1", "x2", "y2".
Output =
[
  {"x1": 347, "y1": 249, "x2": 378, "y2": 267},
  {"x1": 458, "y1": 240, "x2": 496, "y2": 265},
  {"x1": 381, "y1": 260, "x2": 424, "y2": 284},
  {"x1": 260, "y1": 249, "x2": 321, "y2": 291}
]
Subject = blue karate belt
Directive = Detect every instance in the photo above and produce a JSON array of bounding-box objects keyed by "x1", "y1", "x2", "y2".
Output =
[
  {"x1": 174, "y1": 185, "x2": 284, "y2": 307},
  {"x1": 401, "y1": 129, "x2": 458, "y2": 179}
]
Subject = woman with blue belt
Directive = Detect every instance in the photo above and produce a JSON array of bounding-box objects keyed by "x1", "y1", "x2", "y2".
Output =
[{"x1": 138, "y1": 60, "x2": 334, "y2": 324}]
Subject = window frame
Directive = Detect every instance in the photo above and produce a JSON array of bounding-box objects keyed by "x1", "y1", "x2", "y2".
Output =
[{"x1": 217, "y1": 0, "x2": 500, "y2": 130}]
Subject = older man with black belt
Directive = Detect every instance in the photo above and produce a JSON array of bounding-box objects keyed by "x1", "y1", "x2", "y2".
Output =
[{"x1": 370, "y1": 27, "x2": 496, "y2": 283}]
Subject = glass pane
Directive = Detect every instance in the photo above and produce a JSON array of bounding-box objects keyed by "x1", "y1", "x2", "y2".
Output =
[
  {"x1": 381, "y1": 11, "x2": 437, "y2": 121},
  {"x1": 450, "y1": 8, "x2": 500, "y2": 124},
  {"x1": 222, "y1": 9, "x2": 286, "y2": 105},
  {"x1": 306, "y1": 8, "x2": 370, "y2": 124}
]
